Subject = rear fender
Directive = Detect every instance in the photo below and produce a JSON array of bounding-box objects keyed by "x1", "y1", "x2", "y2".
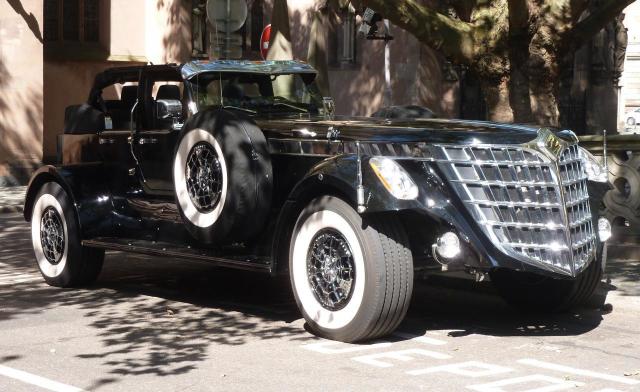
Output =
[{"x1": 24, "y1": 164, "x2": 114, "y2": 238}]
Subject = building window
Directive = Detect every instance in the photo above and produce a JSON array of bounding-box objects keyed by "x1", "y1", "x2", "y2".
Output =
[
  {"x1": 43, "y1": 0, "x2": 100, "y2": 43},
  {"x1": 84, "y1": 0, "x2": 99, "y2": 42}
]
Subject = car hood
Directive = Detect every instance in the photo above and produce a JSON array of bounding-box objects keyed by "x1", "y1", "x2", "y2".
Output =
[{"x1": 256, "y1": 115, "x2": 577, "y2": 146}]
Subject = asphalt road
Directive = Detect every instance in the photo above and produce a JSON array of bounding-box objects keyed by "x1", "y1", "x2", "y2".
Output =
[{"x1": 1, "y1": 212, "x2": 640, "y2": 392}]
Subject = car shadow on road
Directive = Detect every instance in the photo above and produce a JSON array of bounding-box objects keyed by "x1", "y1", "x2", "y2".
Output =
[{"x1": 399, "y1": 276, "x2": 609, "y2": 340}]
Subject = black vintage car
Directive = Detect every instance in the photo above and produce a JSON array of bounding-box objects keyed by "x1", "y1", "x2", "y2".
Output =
[{"x1": 24, "y1": 60, "x2": 611, "y2": 342}]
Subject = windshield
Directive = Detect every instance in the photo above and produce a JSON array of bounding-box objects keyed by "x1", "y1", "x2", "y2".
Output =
[{"x1": 188, "y1": 72, "x2": 323, "y2": 115}]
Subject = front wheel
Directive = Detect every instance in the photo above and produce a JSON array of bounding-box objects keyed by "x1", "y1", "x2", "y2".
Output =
[
  {"x1": 289, "y1": 196, "x2": 413, "y2": 342},
  {"x1": 31, "y1": 182, "x2": 104, "y2": 287},
  {"x1": 627, "y1": 117, "x2": 636, "y2": 126}
]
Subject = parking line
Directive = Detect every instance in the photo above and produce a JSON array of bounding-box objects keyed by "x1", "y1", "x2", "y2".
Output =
[
  {"x1": 0, "y1": 365, "x2": 85, "y2": 392},
  {"x1": 518, "y1": 358, "x2": 640, "y2": 385}
]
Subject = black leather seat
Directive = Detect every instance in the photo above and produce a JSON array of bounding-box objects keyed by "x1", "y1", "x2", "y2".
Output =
[
  {"x1": 156, "y1": 85, "x2": 181, "y2": 101},
  {"x1": 104, "y1": 85, "x2": 138, "y2": 129}
]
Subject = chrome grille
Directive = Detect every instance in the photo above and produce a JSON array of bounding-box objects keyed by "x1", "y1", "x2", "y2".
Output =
[{"x1": 435, "y1": 143, "x2": 596, "y2": 276}]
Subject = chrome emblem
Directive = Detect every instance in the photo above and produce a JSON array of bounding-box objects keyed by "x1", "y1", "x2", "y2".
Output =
[{"x1": 533, "y1": 128, "x2": 566, "y2": 159}]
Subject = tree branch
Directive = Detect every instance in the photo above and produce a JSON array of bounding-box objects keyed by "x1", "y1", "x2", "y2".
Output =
[
  {"x1": 568, "y1": 0, "x2": 634, "y2": 50},
  {"x1": 350, "y1": 0, "x2": 477, "y2": 64}
]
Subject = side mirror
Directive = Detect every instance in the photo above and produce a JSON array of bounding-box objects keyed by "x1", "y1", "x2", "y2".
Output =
[{"x1": 157, "y1": 99, "x2": 183, "y2": 120}]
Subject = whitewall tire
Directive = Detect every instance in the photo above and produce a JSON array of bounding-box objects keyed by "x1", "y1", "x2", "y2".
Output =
[
  {"x1": 32, "y1": 193, "x2": 69, "y2": 278},
  {"x1": 30, "y1": 182, "x2": 104, "y2": 287},
  {"x1": 173, "y1": 128, "x2": 228, "y2": 229},
  {"x1": 173, "y1": 110, "x2": 273, "y2": 243},
  {"x1": 292, "y1": 209, "x2": 366, "y2": 330},
  {"x1": 289, "y1": 196, "x2": 414, "y2": 342}
]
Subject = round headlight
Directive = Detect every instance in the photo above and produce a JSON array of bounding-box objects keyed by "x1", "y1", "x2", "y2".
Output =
[
  {"x1": 436, "y1": 232, "x2": 461, "y2": 259},
  {"x1": 598, "y1": 217, "x2": 612, "y2": 242}
]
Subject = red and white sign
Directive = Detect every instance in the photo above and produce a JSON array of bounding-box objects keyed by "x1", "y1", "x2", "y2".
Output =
[{"x1": 260, "y1": 24, "x2": 272, "y2": 60}]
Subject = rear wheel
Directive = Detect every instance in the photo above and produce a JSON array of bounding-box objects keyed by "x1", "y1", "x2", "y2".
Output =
[
  {"x1": 289, "y1": 196, "x2": 413, "y2": 342},
  {"x1": 490, "y1": 258, "x2": 602, "y2": 312},
  {"x1": 30, "y1": 182, "x2": 104, "y2": 287},
  {"x1": 627, "y1": 117, "x2": 636, "y2": 126}
]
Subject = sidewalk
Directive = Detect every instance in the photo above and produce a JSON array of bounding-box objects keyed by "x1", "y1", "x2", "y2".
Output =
[{"x1": 0, "y1": 186, "x2": 26, "y2": 214}]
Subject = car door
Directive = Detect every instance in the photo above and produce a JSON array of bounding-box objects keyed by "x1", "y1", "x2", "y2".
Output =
[
  {"x1": 132, "y1": 68, "x2": 186, "y2": 196},
  {"x1": 95, "y1": 76, "x2": 141, "y2": 195}
]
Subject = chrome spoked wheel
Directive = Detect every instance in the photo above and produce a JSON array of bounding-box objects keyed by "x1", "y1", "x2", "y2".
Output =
[
  {"x1": 40, "y1": 206, "x2": 65, "y2": 265},
  {"x1": 185, "y1": 142, "x2": 223, "y2": 213},
  {"x1": 307, "y1": 229, "x2": 356, "y2": 311}
]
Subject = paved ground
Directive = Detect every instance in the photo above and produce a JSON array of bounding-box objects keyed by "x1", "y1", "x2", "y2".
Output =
[
  {"x1": 1, "y1": 212, "x2": 640, "y2": 392},
  {"x1": 0, "y1": 186, "x2": 26, "y2": 213}
]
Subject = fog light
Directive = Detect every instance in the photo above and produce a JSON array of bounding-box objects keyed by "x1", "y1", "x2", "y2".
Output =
[
  {"x1": 436, "y1": 232, "x2": 461, "y2": 259},
  {"x1": 598, "y1": 217, "x2": 612, "y2": 242}
]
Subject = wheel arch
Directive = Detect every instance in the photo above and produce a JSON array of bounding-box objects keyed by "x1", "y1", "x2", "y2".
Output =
[
  {"x1": 24, "y1": 164, "x2": 114, "y2": 239},
  {"x1": 24, "y1": 166, "x2": 77, "y2": 223},
  {"x1": 271, "y1": 164, "x2": 356, "y2": 276}
]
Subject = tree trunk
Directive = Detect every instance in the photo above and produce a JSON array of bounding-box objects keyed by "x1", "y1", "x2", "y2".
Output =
[
  {"x1": 307, "y1": 6, "x2": 331, "y2": 97},
  {"x1": 482, "y1": 78, "x2": 514, "y2": 123},
  {"x1": 267, "y1": 0, "x2": 293, "y2": 60},
  {"x1": 267, "y1": 0, "x2": 294, "y2": 97},
  {"x1": 527, "y1": 34, "x2": 561, "y2": 127}
]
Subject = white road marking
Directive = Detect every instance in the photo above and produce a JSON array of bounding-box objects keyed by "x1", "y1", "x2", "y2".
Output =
[
  {"x1": 407, "y1": 361, "x2": 513, "y2": 377},
  {"x1": 352, "y1": 348, "x2": 452, "y2": 368},
  {"x1": 467, "y1": 374, "x2": 584, "y2": 392},
  {"x1": 518, "y1": 358, "x2": 640, "y2": 385},
  {"x1": 0, "y1": 365, "x2": 85, "y2": 392},
  {"x1": 302, "y1": 340, "x2": 393, "y2": 354}
]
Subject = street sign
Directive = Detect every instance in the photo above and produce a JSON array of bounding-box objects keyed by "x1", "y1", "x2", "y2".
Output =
[
  {"x1": 206, "y1": 0, "x2": 248, "y2": 33},
  {"x1": 260, "y1": 24, "x2": 272, "y2": 60}
]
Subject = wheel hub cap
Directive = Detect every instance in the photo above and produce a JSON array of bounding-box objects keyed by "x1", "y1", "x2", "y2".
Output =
[
  {"x1": 307, "y1": 229, "x2": 355, "y2": 311},
  {"x1": 40, "y1": 207, "x2": 65, "y2": 264},
  {"x1": 186, "y1": 142, "x2": 223, "y2": 212}
]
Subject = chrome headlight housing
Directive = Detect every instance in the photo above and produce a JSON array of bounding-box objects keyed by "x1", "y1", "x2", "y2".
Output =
[
  {"x1": 369, "y1": 157, "x2": 419, "y2": 200},
  {"x1": 578, "y1": 147, "x2": 607, "y2": 183}
]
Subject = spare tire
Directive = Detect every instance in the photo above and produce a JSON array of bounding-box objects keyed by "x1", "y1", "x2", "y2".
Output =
[{"x1": 173, "y1": 108, "x2": 272, "y2": 243}]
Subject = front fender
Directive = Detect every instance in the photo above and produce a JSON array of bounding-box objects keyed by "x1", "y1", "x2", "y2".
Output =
[
  {"x1": 24, "y1": 164, "x2": 114, "y2": 238},
  {"x1": 288, "y1": 155, "x2": 457, "y2": 217},
  {"x1": 286, "y1": 156, "x2": 522, "y2": 272}
]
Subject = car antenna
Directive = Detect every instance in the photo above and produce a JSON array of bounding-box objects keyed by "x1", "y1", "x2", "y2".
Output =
[{"x1": 219, "y1": 73, "x2": 224, "y2": 106}]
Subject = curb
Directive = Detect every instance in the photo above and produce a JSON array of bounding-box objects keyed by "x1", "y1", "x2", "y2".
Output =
[{"x1": 0, "y1": 206, "x2": 23, "y2": 214}]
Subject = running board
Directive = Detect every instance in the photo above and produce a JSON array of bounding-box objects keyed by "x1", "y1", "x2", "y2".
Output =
[{"x1": 82, "y1": 237, "x2": 272, "y2": 273}]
